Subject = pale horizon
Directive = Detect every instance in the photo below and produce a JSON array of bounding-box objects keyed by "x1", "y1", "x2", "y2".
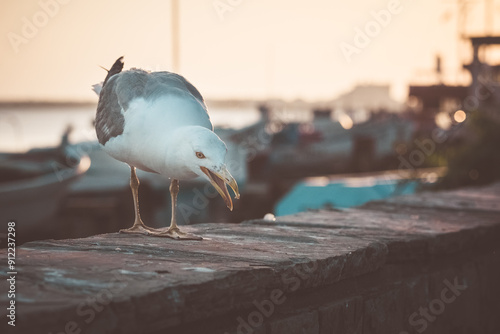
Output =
[{"x1": 1, "y1": 0, "x2": 497, "y2": 103}]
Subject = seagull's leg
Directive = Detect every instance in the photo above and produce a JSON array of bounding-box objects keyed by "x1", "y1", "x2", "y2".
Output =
[
  {"x1": 150, "y1": 179, "x2": 202, "y2": 240},
  {"x1": 169, "y1": 179, "x2": 181, "y2": 231},
  {"x1": 119, "y1": 166, "x2": 155, "y2": 235}
]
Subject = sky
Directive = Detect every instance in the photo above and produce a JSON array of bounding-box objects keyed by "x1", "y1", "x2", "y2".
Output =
[{"x1": 0, "y1": 0, "x2": 496, "y2": 102}]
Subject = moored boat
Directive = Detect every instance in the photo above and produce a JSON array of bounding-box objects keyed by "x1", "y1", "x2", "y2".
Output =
[{"x1": 0, "y1": 148, "x2": 90, "y2": 246}]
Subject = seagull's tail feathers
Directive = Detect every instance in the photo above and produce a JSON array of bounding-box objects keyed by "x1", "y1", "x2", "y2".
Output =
[
  {"x1": 92, "y1": 82, "x2": 103, "y2": 96},
  {"x1": 91, "y1": 56, "x2": 124, "y2": 97}
]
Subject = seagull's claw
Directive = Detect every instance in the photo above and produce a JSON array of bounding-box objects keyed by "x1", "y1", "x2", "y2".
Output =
[
  {"x1": 150, "y1": 226, "x2": 203, "y2": 240},
  {"x1": 119, "y1": 222, "x2": 156, "y2": 235}
]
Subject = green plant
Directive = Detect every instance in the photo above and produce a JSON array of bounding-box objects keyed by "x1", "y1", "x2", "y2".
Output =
[{"x1": 433, "y1": 110, "x2": 500, "y2": 189}]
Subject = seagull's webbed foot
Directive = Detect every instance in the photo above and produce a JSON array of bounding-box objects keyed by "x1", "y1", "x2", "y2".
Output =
[
  {"x1": 147, "y1": 178, "x2": 203, "y2": 240},
  {"x1": 121, "y1": 166, "x2": 159, "y2": 236},
  {"x1": 149, "y1": 226, "x2": 203, "y2": 240},
  {"x1": 119, "y1": 222, "x2": 157, "y2": 235}
]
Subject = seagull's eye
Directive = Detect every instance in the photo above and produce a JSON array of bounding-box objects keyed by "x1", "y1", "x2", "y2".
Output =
[{"x1": 195, "y1": 152, "x2": 206, "y2": 159}]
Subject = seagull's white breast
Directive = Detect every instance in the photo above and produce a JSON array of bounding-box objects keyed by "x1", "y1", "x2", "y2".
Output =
[{"x1": 102, "y1": 94, "x2": 212, "y2": 178}]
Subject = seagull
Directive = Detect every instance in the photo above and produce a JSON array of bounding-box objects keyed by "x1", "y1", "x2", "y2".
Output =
[{"x1": 93, "y1": 57, "x2": 239, "y2": 240}]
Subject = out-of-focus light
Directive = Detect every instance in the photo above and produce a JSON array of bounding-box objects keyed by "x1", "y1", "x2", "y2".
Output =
[
  {"x1": 424, "y1": 172, "x2": 438, "y2": 183},
  {"x1": 267, "y1": 122, "x2": 283, "y2": 134},
  {"x1": 343, "y1": 176, "x2": 377, "y2": 188},
  {"x1": 435, "y1": 112, "x2": 452, "y2": 129},
  {"x1": 77, "y1": 155, "x2": 92, "y2": 174},
  {"x1": 306, "y1": 176, "x2": 330, "y2": 186},
  {"x1": 454, "y1": 110, "x2": 466, "y2": 123},
  {"x1": 407, "y1": 96, "x2": 420, "y2": 109},
  {"x1": 339, "y1": 113, "x2": 353, "y2": 130}
]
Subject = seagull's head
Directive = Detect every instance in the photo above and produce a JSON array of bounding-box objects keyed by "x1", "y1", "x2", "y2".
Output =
[{"x1": 174, "y1": 126, "x2": 240, "y2": 211}]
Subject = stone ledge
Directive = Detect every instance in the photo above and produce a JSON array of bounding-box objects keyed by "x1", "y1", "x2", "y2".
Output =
[{"x1": 1, "y1": 183, "x2": 500, "y2": 334}]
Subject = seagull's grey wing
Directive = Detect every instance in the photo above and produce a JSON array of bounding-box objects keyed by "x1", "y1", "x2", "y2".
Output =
[
  {"x1": 150, "y1": 71, "x2": 208, "y2": 110},
  {"x1": 146, "y1": 71, "x2": 212, "y2": 128},
  {"x1": 95, "y1": 75, "x2": 125, "y2": 145},
  {"x1": 95, "y1": 69, "x2": 151, "y2": 145},
  {"x1": 96, "y1": 68, "x2": 213, "y2": 145},
  {"x1": 109, "y1": 69, "x2": 203, "y2": 111}
]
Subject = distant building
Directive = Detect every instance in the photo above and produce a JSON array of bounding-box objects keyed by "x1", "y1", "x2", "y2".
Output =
[
  {"x1": 463, "y1": 36, "x2": 500, "y2": 113},
  {"x1": 409, "y1": 35, "x2": 500, "y2": 131},
  {"x1": 408, "y1": 84, "x2": 468, "y2": 131},
  {"x1": 330, "y1": 84, "x2": 403, "y2": 113}
]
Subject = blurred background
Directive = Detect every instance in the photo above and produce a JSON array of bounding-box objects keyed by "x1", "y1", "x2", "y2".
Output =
[{"x1": 1, "y1": 0, "x2": 500, "y2": 245}]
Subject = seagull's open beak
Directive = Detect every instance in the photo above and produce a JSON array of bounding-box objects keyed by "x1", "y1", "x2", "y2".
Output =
[{"x1": 200, "y1": 166, "x2": 240, "y2": 211}]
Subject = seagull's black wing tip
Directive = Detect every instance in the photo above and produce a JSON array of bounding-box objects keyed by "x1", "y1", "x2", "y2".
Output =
[
  {"x1": 103, "y1": 56, "x2": 125, "y2": 86},
  {"x1": 110, "y1": 56, "x2": 124, "y2": 73}
]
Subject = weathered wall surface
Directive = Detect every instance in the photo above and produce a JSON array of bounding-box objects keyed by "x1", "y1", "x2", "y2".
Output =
[{"x1": 1, "y1": 183, "x2": 499, "y2": 334}]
